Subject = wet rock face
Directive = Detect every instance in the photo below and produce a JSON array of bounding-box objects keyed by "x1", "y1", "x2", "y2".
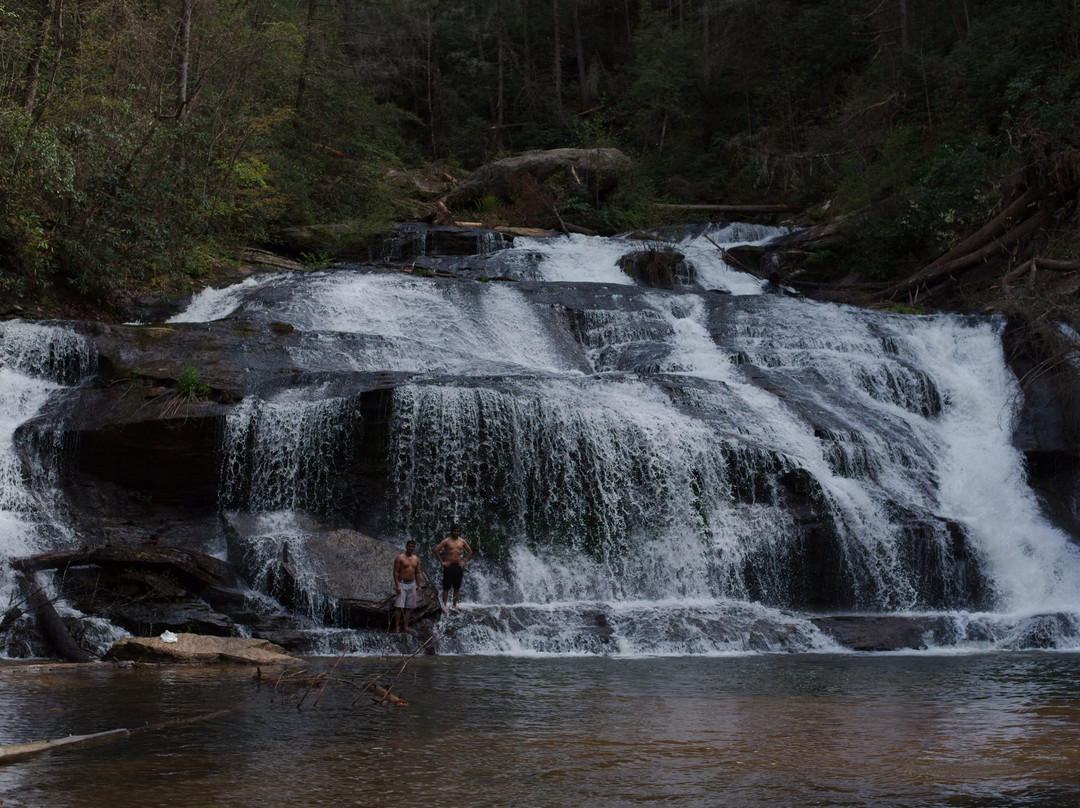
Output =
[
  {"x1": 7, "y1": 225, "x2": 1080, "y2": 659},
  {"x1": 1002, "y1": 318, "x2": 1080, "y2": 539},
  {"x1": 223, "y1": 513, "x2": 441, "y2": 628},
  {"x1": 810, "y1": 614, "x2": 955, "y2": 651}
]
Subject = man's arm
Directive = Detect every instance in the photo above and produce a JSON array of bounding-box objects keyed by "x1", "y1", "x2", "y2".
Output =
[
  {"x1": 392, "y1": 557, "x2": 402, "y2": 589},
  {"x1": 433, "y1": 540, "x2": 448, "y2": 566},
  {"x1": 462, "y1": 541, "x2": 473, "y2": 565}
]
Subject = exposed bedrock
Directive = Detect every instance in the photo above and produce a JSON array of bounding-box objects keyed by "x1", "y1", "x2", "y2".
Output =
[{"x1": 1002, "y1": 318, "x2": 1080, "y2": 539}]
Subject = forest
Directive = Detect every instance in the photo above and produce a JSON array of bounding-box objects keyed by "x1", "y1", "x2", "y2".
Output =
[{"x1": 0, "y1": 0, "x2": 1077, "y2": 317}]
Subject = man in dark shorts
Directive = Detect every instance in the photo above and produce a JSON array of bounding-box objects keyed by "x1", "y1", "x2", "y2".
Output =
[
  {"x1": 392, "y1": 540, "x2": 422, "y2": 633},
  {"x1": 433, "y1": 524, "x2": 473, "y2": 611}
]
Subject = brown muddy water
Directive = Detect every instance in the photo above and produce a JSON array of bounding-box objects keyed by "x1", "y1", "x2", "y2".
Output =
[{"x1": 1, "y1": 652, "x2": 1079, "y2": 807}]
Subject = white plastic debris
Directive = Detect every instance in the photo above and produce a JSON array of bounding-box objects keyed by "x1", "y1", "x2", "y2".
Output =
[{"x1": 160, "y1": 630, "x2": 178, "y2": 643}]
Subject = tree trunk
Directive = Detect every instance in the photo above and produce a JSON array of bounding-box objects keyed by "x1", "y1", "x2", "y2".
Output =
[
  {"x1": 12, "y1": 0, "x2": 63, "y2": 175},
  {"x1": 426, "y1": 11, "x2": 438, "y2": 157},
  {"x1": 893, "y1": 185, "x2": 1041, "y2": 290},
  {"x1": 898, "y1": 0, "x2": 909, "y2": 55},
  {"x1": 887, "y1": 208, "x2": 1050, "y2": 301},
  {"x1": 553, "y1": 0, "x2": 561, "y2": 103},
  {"x1": 571, "y1": 0, "x2": 587, "y2": 110},
  {"x1": 294, "y1": 0, "x2": 320, "y2": 122},
  {"x1": 21, "y1": 0, "x2": 52, "y2": 111},
  {"x1": 176, "y1": 0, "x2": 192, "y2": 118},
  {"x1": 496, "y1": 18, "x2": 505, "y2": 151}
]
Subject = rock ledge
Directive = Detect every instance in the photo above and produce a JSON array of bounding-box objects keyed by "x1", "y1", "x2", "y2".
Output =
[{"x1": 105, "y1": 633, "x2": 301, "y2": 665}]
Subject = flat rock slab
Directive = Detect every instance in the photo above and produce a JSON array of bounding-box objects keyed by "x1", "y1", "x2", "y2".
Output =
[
  {"x1": 810, "y1": 614, "x2": 949, "y2": 651},
  {"x1": 105, "y1": 633, "x2": 300, "y2": 665}
]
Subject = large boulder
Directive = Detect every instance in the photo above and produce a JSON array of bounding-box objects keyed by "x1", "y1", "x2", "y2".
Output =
[
  {"x1": 223, "y1": 513, "x2": 441, "y2": 627},
  {"x1": 443, "y1": 147, "x2": 633, "y2": 212}
]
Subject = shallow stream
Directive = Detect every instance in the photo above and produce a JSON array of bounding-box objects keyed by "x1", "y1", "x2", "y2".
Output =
[{"x1": 2, "y1": 652, "x2": 1079, "y2": 807}]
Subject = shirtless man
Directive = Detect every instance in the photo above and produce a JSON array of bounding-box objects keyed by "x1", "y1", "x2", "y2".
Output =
[
  {"x1": 392, "y1": 540, "x2": 422, "y2": 633},
  {"x1": 433, "y1": 524, "x2": 473, "y2": 611}
]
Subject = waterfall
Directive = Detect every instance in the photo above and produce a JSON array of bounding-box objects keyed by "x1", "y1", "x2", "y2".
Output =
[
  {"x1": 221, "y1": 391, "x2": 360, "y2": 515},
  {"x1": 0, "y1": 322, "x2": 95, "y2": 602},
  {"x1": 173, "y1": 226, "x2": 1080, "y2": 651},
  {"x1": 6, "y1": 223, "x2": 1080, "y2": 655}
]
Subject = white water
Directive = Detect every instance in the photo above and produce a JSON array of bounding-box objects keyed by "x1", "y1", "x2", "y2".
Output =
[
  {"x1": 910, "y1": 317, "x2": 1080, "y2": 611},
  {"x1": 510, "y1": 221, "x2": 785, "y2": 292},
  {"x1": 6, "y1": 222, "x2": 1080, "y2": 655},
  {"x1": 221, "y1": 391, "x2": 358, "y2": 513},
  {"x1": 167, "y1": 274, "x2": 271, "y2": 323},
  {"x1": 0, "y1": 322, "x2": 93, "y2": 604}
]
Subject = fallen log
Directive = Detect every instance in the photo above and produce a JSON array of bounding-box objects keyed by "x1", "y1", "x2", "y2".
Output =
[
  {"x1": 238, "y1": 248, "x2": 307, "y2": 272},
  {"x1": 1025, "y1": 257, "x2": 1080, "y2": 273},
  {"x1": 0, "y1": 729, "x2": 131, "y2": 763},
  {"x1": 1001, "y1": 256, "x2": 1080, "y2": 295},
  {"x1": 884, "y1": 208, "x2": 1049, "y2": 301},
  {"x1": 18, "y1": 573, "x2": 93, "y2": 663},
  {"x1": 10, "y1": 544, "x2": 235, "y2": 590},
  {"x1": 909, "y1": 186, "x2": 1041, "y2": 282},
  {"x1": 655, "y1": 203, "x2": 800, "y2": 214},
  {"x1": 371, "y1": 684, "x2": 407, "y2": 707},
  {"x1": 0, "y1": 706, "x2": 253, "y2": 765}
]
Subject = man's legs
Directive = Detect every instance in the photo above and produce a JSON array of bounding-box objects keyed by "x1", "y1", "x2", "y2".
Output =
[{"x1": 393, "y1": 607, "x2": 402, "y2": 632}]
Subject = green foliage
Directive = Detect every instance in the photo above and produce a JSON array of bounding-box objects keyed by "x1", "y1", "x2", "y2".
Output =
[
  {"x1": 1, "y1": 0, "x2": 1078, "y2": 307},
  {"x1": 570, "y1": 110, "x2": 618, "y2": 151},
  {"x1": 832, "y1": 125, "x2": 925, "y2": 216},
  {"x1": 889, "y1": 303, "x2": 923, "y2": 315},
  {"x1": 801, "y1": 248, "x2": 836, "y2": 271},
  {"x1": 910, "y1": 143, "x2": 998, "y2": 253},
  {"x1": 300, "y1": 252, "x2": 331, "y2": 270},
  {"x1": 473, "y1": 195, "x2": 501, "y2": 214},
  {"x1": 601, "y1": 173, "x2": 662, "y2": 233},
  {"x1": 176, "y1": 364, "x2": 211, "y2": 399}
]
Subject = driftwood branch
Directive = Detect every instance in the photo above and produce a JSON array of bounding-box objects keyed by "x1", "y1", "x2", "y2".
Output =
[
  {"x1": 702, "y1": 233, "x2": 769, "y2": 281},
  {"x1": 254, "y1": 628, "x2": 445, "y2": 711},
  {"x1": 1002, "y1": 256, "x2": 1080, "y2": 294},
  {"x1": 0, "y1": 705, "x2": 255, "y2": 765}
]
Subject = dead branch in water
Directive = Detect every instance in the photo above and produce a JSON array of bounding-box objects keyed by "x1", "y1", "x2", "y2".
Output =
[
  {"x1": 254, "y1": 620, "x2": 452, "y2": 709},
  {"x1": 0, "y1": 705, "x2": 256, "y2": 765}
]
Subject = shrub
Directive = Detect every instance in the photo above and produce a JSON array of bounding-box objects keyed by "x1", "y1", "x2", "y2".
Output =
[{"x1": 176, "y1": 364, "x2": 211, "y2": 399}]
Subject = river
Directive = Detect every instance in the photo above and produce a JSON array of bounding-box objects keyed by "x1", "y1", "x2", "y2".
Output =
[{"x1": 2, "y1": 651, "x2": 1079, "y2": 807}]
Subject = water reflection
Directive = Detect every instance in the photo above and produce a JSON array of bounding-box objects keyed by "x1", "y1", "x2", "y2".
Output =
[{"x1": 1, "y1": 653, "x2": 1079, "y2": 807}]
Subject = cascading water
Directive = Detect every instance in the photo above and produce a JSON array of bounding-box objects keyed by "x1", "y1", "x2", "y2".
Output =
[
  {"x1": 7, "y1": 222, "x2": 1080, "y2": 655},
  {"x1": 0, "y1": 322, "x2": 95, "y2": 604}
]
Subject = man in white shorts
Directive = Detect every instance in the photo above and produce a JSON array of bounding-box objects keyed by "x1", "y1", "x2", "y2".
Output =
[{"x1": 392, "y1": 540, "x2": 422, "y2": 633}]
